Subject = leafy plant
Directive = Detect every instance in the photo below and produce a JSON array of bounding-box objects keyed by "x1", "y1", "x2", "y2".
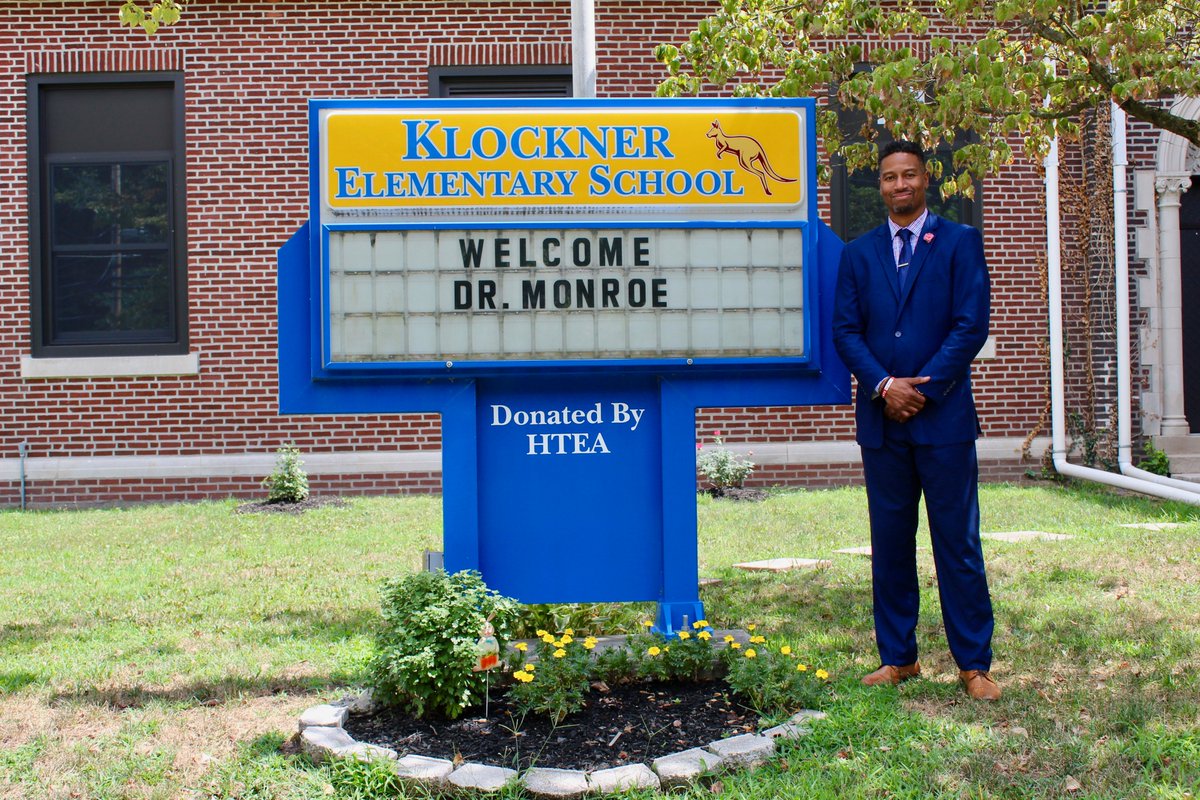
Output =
[
  {"x1": 506, "y1": 629, "x2": 597, "y2": 724},
  {"x1": 263, "y1": 444, "x2": 309, "y2": 504},
  {"x1": 632, "y1": 619, "x2": 719, "y2": 683},
  {"x1": 368, "y1": 570, "x2": 518, "y2": 719},
  {"x1": 697, "y1": 431, "x2": 755, "y2": 490},
  {"x1": 511, "y1": 602, "x2": 651, "y2": 639},
  {"x1": 721, "y1": 626, "x2": 831, "y2": 716},
  {"x1": 1140, "y1": 439, "x2": 1171, "y2": 476}
]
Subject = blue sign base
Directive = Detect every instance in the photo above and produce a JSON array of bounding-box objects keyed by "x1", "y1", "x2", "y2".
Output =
[{"x1": 278, "y1": 221, "x2": 848, "y2": 634}]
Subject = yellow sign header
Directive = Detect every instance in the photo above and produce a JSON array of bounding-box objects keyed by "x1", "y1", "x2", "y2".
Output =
[{"x1": 323, "y1": 108, "x2": 804, "y2": 210}]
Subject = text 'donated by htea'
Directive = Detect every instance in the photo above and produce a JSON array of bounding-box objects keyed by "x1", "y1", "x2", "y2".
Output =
[{"x1": 489, "y1": 400, "x2": 646, "y2": 455}]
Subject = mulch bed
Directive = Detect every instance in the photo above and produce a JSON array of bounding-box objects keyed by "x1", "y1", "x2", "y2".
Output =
[
  {"x1": 344, "y1": 678, "x2": 757, "y2": 771},
  {"x1": 235, "y1": 497, "x2": 348, "y2": 515},
  {"x1": 706, "y1": 487, "x2": 769, "y2": 502}
]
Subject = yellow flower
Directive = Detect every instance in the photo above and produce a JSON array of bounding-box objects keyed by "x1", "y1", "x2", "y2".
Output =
[
  {"x1": 750, "y1": 635, "x2": 766, "y2": 644},
  {"x1": 816, "y1": 669, "x2": 830, "y2": 680},
  {"x1": 525, "y1": 663, "x2": 536, "y2": 671},
  {"x1": 647, "y1": 646, "x2": 661, "y2": 657},
  {"x1": 693, "y1": 619, "x2": 709, "y2": 629},
  {"x1": 698, "y1": 631, "x2": 712, "y2": 641},
  {"x1": 723, "y1": 635, "x2": 735, "y2": 643},
  {"x1": 553, "y1": 648, "x2": 566, "y2": 658},
  {"x1": 662, "y1": 646, "x2": 670, "y2": 652},
  {"x1": 535, "y1": 629, "x2": 548, "y2": 638},
  {"x1": 642, "y1": 620, "x2": 654, "y2": 628},
  {"x1": 796, "y1": 663, "x2": 808, "y2": 672},
  {"x1": 514, "y1": 670, "x2": 534, "y2": 683},
  {"x1": 564, "y1": 628, "x2": 575, "y2": 636},
  {"x1": 745, "y1": 648, "x2": 757, "y2": 658},
  {"x1": 541, "y1": 633, "x2": 555, "y2": 644},
  {"x1": 747, "y1": 623, "x2": 757, "y2": 631},
  {"x1": 678, "y1": 631, "x2": 691, "y2": 640},
  {"x1": 583, "y1": 637, "x2": 598, "y2": 650},
  {"x1": 730, "y1": 642, "x2": 742, "y2": 649},
  {"x1": 515, "y1": 642, "x2": 528, "y2": 652},
  {"x1": 780, "y1": 646, "x2": 792, "y2": 656},
  {"x1": 559, "y1": 634, "x2": 573, "y2": 645}
]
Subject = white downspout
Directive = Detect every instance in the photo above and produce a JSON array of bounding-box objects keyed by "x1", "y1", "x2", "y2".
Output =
[
  {"x1": 571, "y1": 0, "x2": 597, "y2": 98},
  {"x1": 1047, "y1": 122, "x2": 1200, "y2": 503},
  {"x1": 1111, "y1": 103, "x2": 1200, "y2": 491}
]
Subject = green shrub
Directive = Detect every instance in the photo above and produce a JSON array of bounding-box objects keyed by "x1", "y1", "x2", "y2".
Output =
[
  {"x1": 720, "y1": 628, "x2": 831, "y2": 715},
  {"x1": 697, "y1": 433, "x2": 755, "y2": 490},
  {"x1": 506, "y1": 629, "x2": 596, "y2": 724},
  {"x1": 511, "y1": 602, "x2": 651, "y2": 638},
  {"x1": 368, "y1": 570, "x2": 519, "y2": 719},
  {"x1": 1140, "y1": 439, "x2": 1171, "y2": 476},
  {"x1": 263, "y1": 444, "x2": 309, "y2": 503},
  {"x1": 631, "y1": 620, "x2": 719, "y2": 683}
]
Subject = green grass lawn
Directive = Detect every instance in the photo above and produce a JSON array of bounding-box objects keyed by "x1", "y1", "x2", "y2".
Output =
[{"x1": 1, "y1": 484, "x2": 1198, "y2": 799}]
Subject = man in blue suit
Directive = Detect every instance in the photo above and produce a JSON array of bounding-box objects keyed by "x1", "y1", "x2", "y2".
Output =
[{"x1": 832, "y1": 140, "x2": 1000, "y2": 701}]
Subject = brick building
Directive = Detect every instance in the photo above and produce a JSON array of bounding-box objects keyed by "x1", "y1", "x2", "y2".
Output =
[{"x1": 0, "y1": 0, "x2": 1193, "y2": 507}]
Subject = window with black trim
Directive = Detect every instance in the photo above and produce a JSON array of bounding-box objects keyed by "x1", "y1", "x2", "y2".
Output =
[
  {"x1": 28, "y1": 74, "x2": 187, "y2": 357},
  {"x1": 428, "y1": 65, "x2": 573, "y2": 98},
  {"x1": 829, "y1": 100, "x2": 981, "y2": 242}
]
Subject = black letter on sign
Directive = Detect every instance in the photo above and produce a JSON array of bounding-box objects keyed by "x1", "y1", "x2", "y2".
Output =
[
  {"x1": 599, "y1": 237, "x2": 622, "y2": 266},
  {"x1": 634, "y1": 237, "x2": 651, "y2": 266},
  {"x1": 572, "y1": 238, "x2": 591, "y2": 267},
  {"x1": 454, "y1": 281, "x2": 472, "y2": 309},
  {"x1": 628, "y1": 279, "x2": 647, "y2": 307},
  {"x1": 494, "y1": 238, "x2": 511, "y2": 268},
  {"x1": 478, "y1": 280, "x2": 497, "y2": 309},
  {"x1": 522, "y1": 280, "x2": 546, "y2": 309},
  {"x1": 652, "y1": 278, "x2": 668, "y2": 308},
  {"x1": 553, "y1": 279, "x2": 572, "y2": 308},
  {"x1": 459, "y1": 238, "x2": 485, "y2": 268},
  {"x1": 543, "y1": 237, "x2": 561, "y2": 267}
]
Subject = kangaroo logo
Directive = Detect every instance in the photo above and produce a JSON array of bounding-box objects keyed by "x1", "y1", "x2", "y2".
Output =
[{"x1": 706, "y1": 120, "x2": 797, "y2": 196}]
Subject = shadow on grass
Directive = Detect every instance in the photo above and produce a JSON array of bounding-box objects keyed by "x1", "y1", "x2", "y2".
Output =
[
  {"x1": 49, "y1": 674, "x2": 342, "y2": 710},
  {"x1": 253, "y1": 607, "x2": 381, "y2": 643}
]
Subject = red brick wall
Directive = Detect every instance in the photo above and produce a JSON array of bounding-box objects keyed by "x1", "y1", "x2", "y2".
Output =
[{"x1": 0, "y1": 0, "x2": 1056, "y2": 505}]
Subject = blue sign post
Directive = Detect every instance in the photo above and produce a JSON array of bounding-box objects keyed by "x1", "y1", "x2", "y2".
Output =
[{"x1": 279, "y1": 98, "x2": 849, "y2": 632}]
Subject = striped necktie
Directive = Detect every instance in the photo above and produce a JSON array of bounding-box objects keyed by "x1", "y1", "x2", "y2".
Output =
[{"x1": 896, "y1": 228, "x2": 914, "y2": 292}]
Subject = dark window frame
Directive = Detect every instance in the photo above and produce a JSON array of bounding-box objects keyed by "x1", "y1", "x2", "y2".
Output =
[
  {"x1": 28, "y1": 72, "x2": 187, "y2": 358},
  {"x1": 427, "y1": 65, "x2": 573, "y2": 98}
]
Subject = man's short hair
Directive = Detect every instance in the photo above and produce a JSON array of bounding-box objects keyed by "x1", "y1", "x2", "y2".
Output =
[{"x1": 878, "y1": 139, "x2": 927, "y2": 166}]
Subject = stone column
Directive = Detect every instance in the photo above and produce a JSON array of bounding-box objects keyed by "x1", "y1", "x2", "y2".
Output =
[{"x1": 1156, "y1": 173, "x2": 1192, "y2": 436}]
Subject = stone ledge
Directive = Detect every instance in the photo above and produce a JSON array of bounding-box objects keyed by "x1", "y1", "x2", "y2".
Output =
[
  {"x1": 522, "y1": 767, "x2": 591, "y2": 799},
  {"x1": 588, "y1": 763, "x2": 660, "y2": 793},
  {"x1": 393, "y1": 754, "x2": 455, "y2": 789},
  {"x1": 297, "y1": 695, "x2": 825, "y2": 795},
  {"x1": 448, "y1": 762, "x2": 518, "y2": 792},
  {"x1": 298, "y1": 703, "x2": 349, "y2": 731},
  {"x1": 705, "y1": 732, "x2": 776, "y2": 768},
  {"x1": 651, "y1": 747, "x2": 724, "y2": 788}
]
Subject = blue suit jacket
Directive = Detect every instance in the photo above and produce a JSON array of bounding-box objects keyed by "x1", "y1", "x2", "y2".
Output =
[{"x1": 832, "y1": 214, "x2": 990, "y2": 448}]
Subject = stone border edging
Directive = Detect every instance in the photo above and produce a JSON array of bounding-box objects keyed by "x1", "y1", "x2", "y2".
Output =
[{"x1": 298, "y1": 690, "x2": 826, "y2": 796}]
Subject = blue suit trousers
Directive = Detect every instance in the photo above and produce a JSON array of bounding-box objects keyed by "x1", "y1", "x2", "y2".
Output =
[{"x1": 860, "y1": 430, "x2": 994, "y2": 671}]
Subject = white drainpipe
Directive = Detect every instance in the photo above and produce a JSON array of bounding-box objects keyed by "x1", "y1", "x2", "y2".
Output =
[
  {"x1": 1047, "y1": 117, "x2": 1200, "y2": 503},
  {"x1": 571, "y1": 0, "x2": 597, "y2": 98},
  {"x1": 1111, "y1": 103, "x2": 1200, "y2": 491}
]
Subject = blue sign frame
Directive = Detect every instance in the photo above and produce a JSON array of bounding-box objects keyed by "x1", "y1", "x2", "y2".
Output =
[{"x1": 280, "y1": 97, "x2": 849, "y2": 633}]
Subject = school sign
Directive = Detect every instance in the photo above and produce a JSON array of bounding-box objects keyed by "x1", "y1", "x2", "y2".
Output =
[{"x1": 279, "y1": 98, "x2": 848, "y2": 632}]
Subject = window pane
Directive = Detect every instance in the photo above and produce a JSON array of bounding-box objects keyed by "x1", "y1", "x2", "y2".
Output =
[
  {"x1": 52, "y1": 162, "x2": 169, "y2": 246},
  {"x1": 51, "y1": 251, "x2": 171, "y2": 338}
]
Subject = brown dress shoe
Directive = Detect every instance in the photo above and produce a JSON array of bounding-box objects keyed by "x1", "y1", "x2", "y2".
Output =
[
  {"x1": 959, "y1": 669, "x2": 1001, "y2": 700},
  {"x1": 861, "y1": 662, "x2": 921, "y2": 686}
]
